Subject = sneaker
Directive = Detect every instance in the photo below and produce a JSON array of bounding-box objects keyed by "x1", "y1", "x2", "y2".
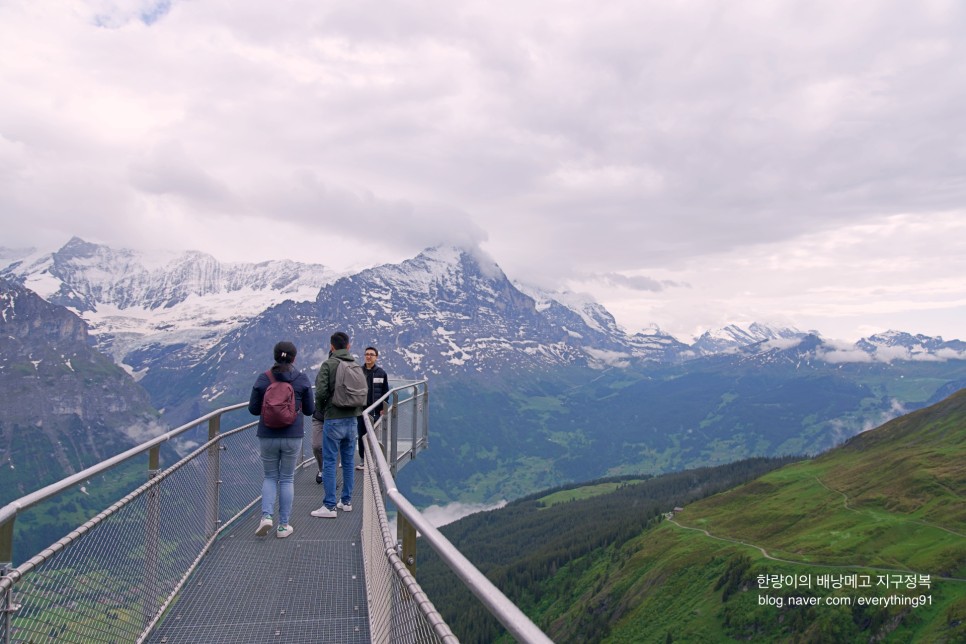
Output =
[
  {"x1": 310, "y1": 506, "x2": 337, "y2": 518},
  {"x1": 255, "y1": 516, "x2": 273, "y2": 536},
  {"x1": 355, "y1": 461, "x2": 365, "y2": 471},
  {"x1": 276, "y1": 524, "x2": 294, "y2": 539},
  {"x1": 337, "y1": 501, "x2": 352, "y2": 512},
  {"x1": 315, "y1": 470, "x2": 323, "y2": 484}
]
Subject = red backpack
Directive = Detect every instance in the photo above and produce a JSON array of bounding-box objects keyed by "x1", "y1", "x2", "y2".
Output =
[{"x1": 262, "y1": 370, "x2": 298, "y2": 428}]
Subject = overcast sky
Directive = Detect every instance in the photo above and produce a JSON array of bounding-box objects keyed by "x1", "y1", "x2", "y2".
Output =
[{"x1": 2, "y1": 1, "x2": 964, "y2": 342}]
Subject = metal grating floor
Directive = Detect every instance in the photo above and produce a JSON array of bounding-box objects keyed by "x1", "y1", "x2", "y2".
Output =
[{"x1": 147, "y1": 463, "x2": 369, "y2": 643}]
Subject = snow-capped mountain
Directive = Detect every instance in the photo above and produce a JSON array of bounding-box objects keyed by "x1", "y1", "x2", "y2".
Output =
[
  {"x1": 688, "y1": 322, "x2": 807, "y2": 356},
  {"x1": 140, "y1": 245, "x2": 692, "y2": 419},
  {"x1": 514, "y1": 282, "x2": 625, "y2": 337},
  {"x1": 1, "y1": 237, "x2": 338, "y2": 375},
  {"x1": 688, "y1": 329, "x2": 966, "y2": 372},
  {"x1": 856, "y1": 330, "x2": 966, "y2": 361},
  {"x1": 513, "y1": 282, "x2": 688, "y2": 365}
]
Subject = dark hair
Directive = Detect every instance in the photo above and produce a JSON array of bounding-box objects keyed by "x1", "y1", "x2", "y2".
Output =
[
  {"x1": 364, "y1": 346, "x2": 378, "y2": 356},
  {"x1": 274, "y1": 341, "x2": 297, "y2": 364},
  {"x1": 330, "y1": 331, "x2": 350, "y2": 350}
]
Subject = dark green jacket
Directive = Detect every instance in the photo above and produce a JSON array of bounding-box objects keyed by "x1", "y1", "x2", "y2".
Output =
[{"x1": 313, "y1": 349, "x2": 364, "y2": 420}]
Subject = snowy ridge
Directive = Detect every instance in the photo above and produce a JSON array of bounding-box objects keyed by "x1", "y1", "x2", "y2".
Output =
[
  {"x1": 689, "y1": 322, "x2": 806, "y2": 356},
  {"x1": 3, "y1": 237, "x2": 336, "y2": 310},
  {"x1": 693, "y1": 329, "x2": 966, "y2": 367},
  {"x1": 509, "y1": 281, "x2": 692, "y2": 365},
  {"x1": 1, "y1": 237, "x2": 339, "y2": 373},
  {"x1": 513, "y1": 282, "x2": 618, "y2": 335}
]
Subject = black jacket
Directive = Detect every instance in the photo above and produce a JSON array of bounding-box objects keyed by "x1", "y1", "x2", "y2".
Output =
[{"x1": 364, "y1": 364, "x2": 390, "y2": 409}]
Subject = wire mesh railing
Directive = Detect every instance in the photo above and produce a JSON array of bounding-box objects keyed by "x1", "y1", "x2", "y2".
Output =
[
  {"x1": 0, "y1": 405, "x2": 269, "y2": 643},
  {"x1": 362, "y1": 421, "x2": 456, "y2": 644},
  {"x1": 362, "y1": 382, "x2": 552, "y2": 644}
]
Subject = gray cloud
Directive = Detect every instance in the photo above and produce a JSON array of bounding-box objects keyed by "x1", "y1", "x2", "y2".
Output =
[
  {"x1": 2, "y1": 0, "x2": 965, "y2": 341},
  {"x1": 596, "y1": 273, "x2": 687, "y2": 292},
  {"x1": 129, "y1": 139, "x2": 234, "y2": 206}
]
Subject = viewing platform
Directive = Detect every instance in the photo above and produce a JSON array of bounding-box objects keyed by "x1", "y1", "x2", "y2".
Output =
[{"x1": 0, "y1": 381, "x2": 553, "y2": 643}]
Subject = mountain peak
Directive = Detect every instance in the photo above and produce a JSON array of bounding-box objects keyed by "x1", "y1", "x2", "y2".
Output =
[
  {"x1": 61, "y1": 235, "x2": 98, "y2": 253},
  {"x1": 690, "y1": 322, "x2": 805, "y2": 355},
  {"x1": 855, "y1": 330, "x2": 966, "y2": 357},
  {"x1": 357, "y1": 244, "x2": 509, "y2": 292},
  {"x1": 415, "y1": 244, "x2": 503, "y2": 278}
]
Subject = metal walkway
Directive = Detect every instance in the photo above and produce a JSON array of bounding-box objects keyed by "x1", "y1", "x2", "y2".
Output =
[{"x1": 146, "y1": 462, "x2": 369, "y2": 643}]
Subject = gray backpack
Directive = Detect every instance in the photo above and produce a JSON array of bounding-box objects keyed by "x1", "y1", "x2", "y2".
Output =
[{"x1": 331, "y1": 360, "x2": 368, "y2": 408}]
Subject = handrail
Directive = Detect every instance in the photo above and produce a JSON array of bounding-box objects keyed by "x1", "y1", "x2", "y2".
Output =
[{"x1": 0, "y1": 402, "x2": 248, "y2": 526}]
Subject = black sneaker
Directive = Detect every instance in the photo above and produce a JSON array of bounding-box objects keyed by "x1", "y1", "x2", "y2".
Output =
[{"x1": 315, "y1": 470, "x2": 323, "y2": 484}]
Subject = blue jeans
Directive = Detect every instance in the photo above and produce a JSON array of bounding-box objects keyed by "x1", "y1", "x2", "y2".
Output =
[
  {"x1": 259, "y1": 436, "x2": 301, "y2": 525},
  {"x1": 322, "y1": 417, "x2": 357, "y2": 509}
]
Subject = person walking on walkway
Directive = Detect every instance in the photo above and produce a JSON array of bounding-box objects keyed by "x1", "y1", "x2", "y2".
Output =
[
  {"x1": 356, "y1": 346, "x2": 389, "y2": 470},
  {"x1": 311, "y1": 331, "x2": 364, "y2": 518},
  {"x1": 249, "y1": 341, "x2": 315, "y2": 539}
]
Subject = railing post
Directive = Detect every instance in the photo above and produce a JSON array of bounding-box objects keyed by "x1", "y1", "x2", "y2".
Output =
[
  {"x1": 0, "y1": 515, "x2": 13, "y2": 572},
  {"x1": 389, "y1": 392, "x2": 399, "y2": 478},
  {"x1": 207, "y1": 413, "x2": 222, "y2": 537},
  {"x1": 379, "y1": 392, "x2": 390, "y2": 476},
  {"x1": 421, "y1": 386, "x2": 429, "y2": 450},
  {"x1": 397, "y1": 513, "x2": 418, "y2": 578},
  {"x1": 1, "y1": 516, "x2": 16, "y2": 644},
  {"x1": 142, "y1": 445, "x2": 161, "y2": 629},
  {"x1": 411, "y1": 387, "x2": 419, "y2": 457}
]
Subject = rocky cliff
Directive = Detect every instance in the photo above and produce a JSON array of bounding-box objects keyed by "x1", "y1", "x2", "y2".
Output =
[{"x1": 0, "y1": 278, "x2": 160, "y2": 502}]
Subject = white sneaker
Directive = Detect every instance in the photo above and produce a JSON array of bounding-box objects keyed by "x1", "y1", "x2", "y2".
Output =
[
  {"x1": 355, "y1": 462, "x2": 365, "y2": 471},
  {"x1": 310, "y1": 506, "x2": 337, "y2": 518},
  {"x1": 337, "y1": 501, "x2": 352, "y2": 512},
  {"x1": 255, "y1": 516, "x2": 273, "y2": 536},
  {"x1": 276, "y1": 524, "x2": 294, "y2": 539}
]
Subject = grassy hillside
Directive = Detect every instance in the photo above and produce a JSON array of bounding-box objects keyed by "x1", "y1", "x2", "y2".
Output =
[
  {"x1": 417, "y1": 457, "x2": 800, "y2": 642},
  {"x1": 676, "y1": 387, "x2": 966, "y2": 577},
  {"x1": 542, "y1": 388, "x2": 966, "y2": 643},
  {"x1": 419, "y1": 388, "x2": 966, "y2": 643}
]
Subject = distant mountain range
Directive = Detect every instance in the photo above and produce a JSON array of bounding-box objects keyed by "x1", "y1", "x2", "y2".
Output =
[
  {"x1": 2, "y1": 237, "x2": 965, "y2": 508},
  {"x1": 4, "y1": 238, "x2": 964, "y2": 381}
]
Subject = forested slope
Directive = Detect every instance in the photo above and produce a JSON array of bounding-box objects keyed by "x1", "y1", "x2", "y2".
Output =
[{"x1": 417, "y1": 456, "x2": 799, "y2": 642}]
